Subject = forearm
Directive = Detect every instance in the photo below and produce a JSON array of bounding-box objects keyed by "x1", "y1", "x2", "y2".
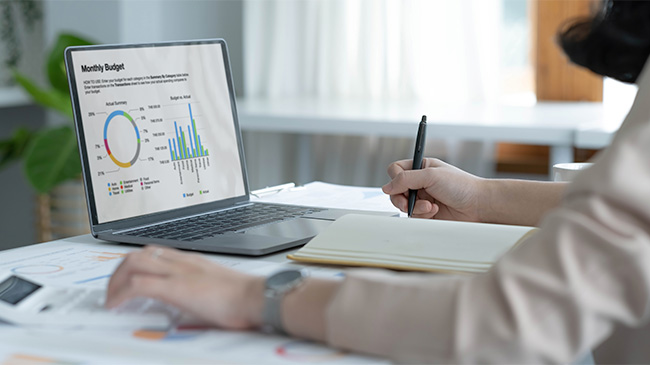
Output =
[
  {"x1": 282, "y1": 278, "x2": 341, "y2": 341},
  {"x1": 479, "y1": 179, "x2": 567, "y2": 226}
]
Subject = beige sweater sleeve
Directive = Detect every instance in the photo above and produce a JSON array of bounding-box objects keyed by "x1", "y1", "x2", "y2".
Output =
[{"x1": 326, "y1": 66, "x2": 650, "y2": 363}]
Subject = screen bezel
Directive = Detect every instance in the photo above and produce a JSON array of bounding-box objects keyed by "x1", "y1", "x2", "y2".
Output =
[{"x1": 64, "y1": 39, "x2": 251, "y2": 232}]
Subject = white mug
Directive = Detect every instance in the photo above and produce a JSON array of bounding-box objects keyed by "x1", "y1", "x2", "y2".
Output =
[{"x1": 552, "y1": 162, "x2": 594, "y2": 182}]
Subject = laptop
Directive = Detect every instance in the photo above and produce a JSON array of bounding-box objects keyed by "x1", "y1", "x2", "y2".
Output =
[{"x1": 65, "y1": 39, "x2": 394, "y2": 256}]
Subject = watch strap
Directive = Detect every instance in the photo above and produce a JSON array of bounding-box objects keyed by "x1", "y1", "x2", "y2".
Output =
[
  {"x1": 261, "y1": 270, "x2": 307, "y2": 334},
  {"x1": 262, "y1": 288, "x2": 286, "y2": 334}
]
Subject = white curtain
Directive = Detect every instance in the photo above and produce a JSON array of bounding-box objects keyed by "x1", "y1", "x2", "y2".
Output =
[{"x1": 242, "y1": 0, "x2": 501, "y2": 189}]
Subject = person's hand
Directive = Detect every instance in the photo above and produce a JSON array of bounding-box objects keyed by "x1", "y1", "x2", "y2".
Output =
[
  {"x1": 382, "y1": 158, "x2": 485, "y2": 221},
  {"x1": 105, "y1": 245, "x2": 264, "y2": 330}
]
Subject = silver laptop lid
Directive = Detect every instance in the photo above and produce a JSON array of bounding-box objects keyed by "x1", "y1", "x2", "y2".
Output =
[{"x1": 65, "y1": 39, "x2": 250, "y2": 232}]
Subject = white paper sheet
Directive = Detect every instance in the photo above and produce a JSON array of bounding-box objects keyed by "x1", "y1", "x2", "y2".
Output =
[{"x1": 254, "y1": 181, "x2": 401, "y2": 214}]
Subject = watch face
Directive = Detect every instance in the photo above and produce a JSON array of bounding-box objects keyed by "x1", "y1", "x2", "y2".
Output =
[{"x1": 267, "y1": 270, "x2": 303, "y2": 288}]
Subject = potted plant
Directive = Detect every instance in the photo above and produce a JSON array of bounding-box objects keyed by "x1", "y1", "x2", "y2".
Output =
[
  {"x1": 0, "y1": 0, "x2": 42, "y2": 86},
  {"x1": 0, "y1": 33, "x2": 94, "y2": 241}
]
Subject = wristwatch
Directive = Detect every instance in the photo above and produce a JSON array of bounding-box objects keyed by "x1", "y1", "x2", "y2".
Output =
[{"x1": 262, "y1": 269, "x2": 308, "y2": 334}]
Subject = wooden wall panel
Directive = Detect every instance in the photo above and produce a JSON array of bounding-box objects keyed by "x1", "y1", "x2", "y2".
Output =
[
  {"x1": 532, "y1": 0, "x2": 603, "y2": 101},
  {"x1": 496, "y1": 0, "x2": 604, "y2": 175}
]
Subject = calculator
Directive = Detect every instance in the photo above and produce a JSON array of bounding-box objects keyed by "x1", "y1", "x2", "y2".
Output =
[{"x1": 0, "y1": 272, "x2": 175, "y2": 329}]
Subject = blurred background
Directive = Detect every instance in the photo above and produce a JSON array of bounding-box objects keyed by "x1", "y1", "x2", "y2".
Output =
[{"x1": 0, "y1": 0, "x2": 638, "y2": 250}]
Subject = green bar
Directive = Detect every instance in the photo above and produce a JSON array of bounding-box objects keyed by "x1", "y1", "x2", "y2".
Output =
[
  {"x1": 181, "y1": 130, "x2": 187, "y2": 159},
  {"x1": 177, "y1": 135, "x2": 182, "y2": 161},
  {"x1": 205, "y1": 148, "x2": 209, "y2": 156},
  {"x1": 193, "y1": 119, "x2": 199, "y2": 157},
  {"x1": 201, "y1": 145, "x2": 204, "y2": 156}
]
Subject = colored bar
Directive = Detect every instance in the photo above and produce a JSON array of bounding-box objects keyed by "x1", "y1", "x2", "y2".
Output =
[
  {"x1": 190, "y1": 104, "x2": 200, "y2": 155},
  {"x1": 168, "y1": 139, "x2": 174, "y2": 161},
  {"x1": 181, "y1": 130, "x2": 187, "y2": 159},
  {"x1": 193, "y1": 119, "x2": 199, "y2": 156},
  {"x1": 188, "y1": 125, "x2": 194, "y2": 158},
  {"x1": 175, "y1": 121, "x2": 182, "y2": 160},
  {"x1": 173, "y1": 139, "x2": 179, "y2": 160},
  {"x1": 205, "y1": 148, "x2": 209, "y2": 156},
  {"x1": 199, "y1": 135, "x2": 203, "y2": 156}
]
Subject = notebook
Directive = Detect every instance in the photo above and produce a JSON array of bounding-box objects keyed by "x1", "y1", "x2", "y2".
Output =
[
  {"x1": 288, "y1": 214, "x2": 538, "y2": 274},
  {"x1": 64, "y1": 39, "x2": 394, "y2": 256}
]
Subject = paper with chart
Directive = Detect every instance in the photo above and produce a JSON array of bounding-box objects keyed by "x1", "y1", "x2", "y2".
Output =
[
  {"x1": 0, "y1": 238, "x2": 373, "y2": 364},
  {"x1": 0, "y1": 325, "x2": 384, "y2": 365},
  {"x1": 0, "y1": 240, "x2": 274, "y2": 289}
]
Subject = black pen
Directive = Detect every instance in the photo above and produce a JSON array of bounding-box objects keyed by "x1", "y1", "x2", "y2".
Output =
[{"x1": 408, "y1": 116, "x2": 427, "y2": 217}]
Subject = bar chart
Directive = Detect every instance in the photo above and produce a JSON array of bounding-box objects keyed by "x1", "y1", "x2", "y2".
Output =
[{"x1": 168, "y1": 104, "x2": 209, "y2": 161}]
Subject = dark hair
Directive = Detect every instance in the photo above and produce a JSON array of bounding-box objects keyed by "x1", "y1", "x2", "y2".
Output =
[{"x1": 559, "y1": 0, "x2": 650, "y2": 83}]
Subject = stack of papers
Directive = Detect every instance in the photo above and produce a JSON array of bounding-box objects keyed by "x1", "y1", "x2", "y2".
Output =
[{"x1": 289, "y1": 214, "x2": 537, "y2": 274}]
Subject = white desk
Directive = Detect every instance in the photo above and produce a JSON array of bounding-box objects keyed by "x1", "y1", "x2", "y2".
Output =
[
  {"x1": 0, "y1": 182, "x2": 398, "y2": 364},
  {"x1": 573, "y1": 103, "x2": 629, "y2": 150},
  {"x1": 574, "y1": 125, "x2": 619, "y2": 150},
  {"x1": 237, "y1": 97, "x2": 608, "y2": 177}
]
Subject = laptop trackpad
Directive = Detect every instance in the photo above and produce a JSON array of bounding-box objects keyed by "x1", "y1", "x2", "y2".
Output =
[{"x1": 244, "y1": 218, "x2": 332, "y2": 239}]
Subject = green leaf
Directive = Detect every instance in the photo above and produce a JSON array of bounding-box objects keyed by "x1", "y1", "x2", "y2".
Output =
[
  {"x1": 12, "y1": 71, "x2": 73, "y2": 119},
  {"x1": 23, "y1": 126, "x2": 81, "y2": 193},
  {"x1": 47, "y1": 33, "x2": 94, "y2": 95},
  {"x1": 0, "y1": 128, "x2": 36, "y2": 169}
]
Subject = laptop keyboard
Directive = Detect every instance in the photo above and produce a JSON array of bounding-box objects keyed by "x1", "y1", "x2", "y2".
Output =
[{"x1": 123, "y1": 204, "x2": 325, "y2": 242}]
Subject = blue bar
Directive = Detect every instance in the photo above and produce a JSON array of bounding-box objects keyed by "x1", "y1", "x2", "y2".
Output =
[
  {"x1": 168, "y1": 139, "x2": 174, "y2": 160},
  {"x1": 181, "y1": 130, "x2": 187, "y2": 159},
  {"x1": 190, "y1": 104, "x2": 199, "y2": 155},
  {"x1": 173, "y1": 138, "x2": 179, "y2": 160},
  {"x1": 199, "y1": 135, "x2": 203, "y2": 156},
  {"x1": 188, "y1": 125, "x2": 194, "y2": 158},
  {"x1": 174, "y1": 121, "x2": 181, "y2": 159}
]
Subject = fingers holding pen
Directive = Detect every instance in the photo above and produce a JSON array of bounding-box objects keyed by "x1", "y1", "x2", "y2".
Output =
[
  {"x1": 383, "y1": 168, "x2": 434, "y2": 195},
  {"x1": 388, "y1": 189, "x2": 440, "y2": 217},
  {"x1": 387, "y1": 160, "x2": 408, "y2": 179},
  {"x1": 387, "y1": 158, "x2": 447, "y2": 179}
]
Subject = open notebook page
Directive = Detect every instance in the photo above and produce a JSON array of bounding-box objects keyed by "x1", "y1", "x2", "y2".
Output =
[{"x1": 289, "y1": 214, "x2": 537, "y2": 271}]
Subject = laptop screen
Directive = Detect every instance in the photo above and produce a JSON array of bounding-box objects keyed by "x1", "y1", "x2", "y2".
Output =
[{"x1": 68, "y1": 41, "x2": 246, "y2": 224}]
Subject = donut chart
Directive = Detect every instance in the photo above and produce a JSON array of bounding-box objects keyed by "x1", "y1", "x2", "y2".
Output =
[
  {"x1": 104, "y1": 110, "x2": 140, "y2": 168},
  {"x1": 11, "y1": 265, "x2": 64, "y2": 275}
]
